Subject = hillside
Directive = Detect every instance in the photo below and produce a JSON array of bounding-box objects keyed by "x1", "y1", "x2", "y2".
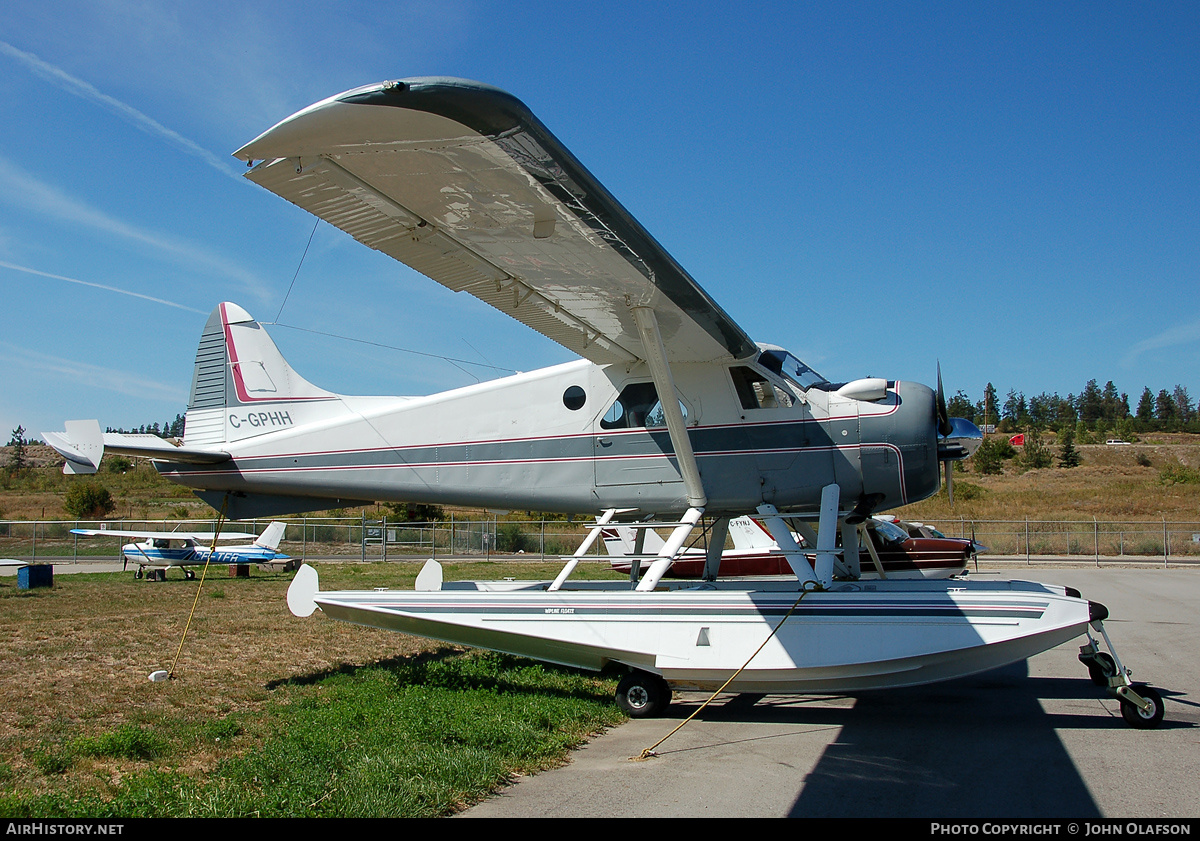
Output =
[
  {"x1": 3, "y1": 435, "x2": 1199, "y2": 524},
  {"x1": 897, "y1": 433, "x2": 1200, "y2": 523}
]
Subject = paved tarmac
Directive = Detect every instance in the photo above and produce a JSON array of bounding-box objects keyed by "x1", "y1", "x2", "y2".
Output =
[{"x1": 462, "y1": 568, "x2": 1200, "y2": 819}]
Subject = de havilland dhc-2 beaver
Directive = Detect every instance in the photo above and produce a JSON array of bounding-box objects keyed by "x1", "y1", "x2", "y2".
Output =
[{"x1": 46, "y1": 77, "x2": 1163, "y2": 727}]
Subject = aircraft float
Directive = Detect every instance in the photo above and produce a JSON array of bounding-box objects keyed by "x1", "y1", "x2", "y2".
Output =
[{"x1": 46, "y1": 77, "x2": 1163, "y2": 727}]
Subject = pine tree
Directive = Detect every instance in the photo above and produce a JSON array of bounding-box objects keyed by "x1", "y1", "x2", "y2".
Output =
[
  {"x1": 1019, "y1": 429, "x2": 1053, "y2": 470},
  {"x1": 6, "y1": 426, "x2": 27, "y2": 473},
  {"x1": 1058, "y1": 426, "x2": 1081, "y2": 468},
  {"x1": 1136, "y1": 388, "x2": 1156, "y2": 430}
]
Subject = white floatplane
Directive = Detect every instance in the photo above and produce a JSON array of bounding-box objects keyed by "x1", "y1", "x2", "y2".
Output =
[{"x1": 47, "y1": 77, "x2": 1162, "y2": 727}]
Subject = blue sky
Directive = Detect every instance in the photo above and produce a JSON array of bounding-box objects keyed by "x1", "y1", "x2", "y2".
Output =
[{"x1": 2, "y1": 1, "x2": 1197, "y2": 441}]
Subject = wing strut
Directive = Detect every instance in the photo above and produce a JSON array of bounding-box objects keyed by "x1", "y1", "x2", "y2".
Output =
[
  {"x1": 548, "y1": 508, "x2": 620, "y2": 591},
  {"x1": 636, "y1": 506, "x2": 705, "y2": 591},
  {"x1": 630, "y1": 306, "x2": 706, "y2": 508},
  {"x1": 702, "y1": 517, "x2": 730, "y2": 582},
  {"x1": 756, "y1": 503, "x2": 819, "y2": 584}
]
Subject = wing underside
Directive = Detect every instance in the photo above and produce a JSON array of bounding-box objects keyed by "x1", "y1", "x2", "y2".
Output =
[{"x1": 235, "y1": 77, "x2": 757, "y2": 367}]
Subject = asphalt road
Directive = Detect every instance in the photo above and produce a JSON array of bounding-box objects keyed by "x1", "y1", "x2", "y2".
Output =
[{"x1": 462, "y1": 568, "x2": 1200, "y2": 819}]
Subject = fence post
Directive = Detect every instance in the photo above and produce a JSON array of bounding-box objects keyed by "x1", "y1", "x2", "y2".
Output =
[
  {"x1": 1025, "y1": 517, "x2": 1030, "y2": 564},
  {"x1": 1163, "y1": 516, "x2": 1168, "y2": 568},
  {"x1": 1094, "y1": 517, "x2": 1099, "y2": 566}
]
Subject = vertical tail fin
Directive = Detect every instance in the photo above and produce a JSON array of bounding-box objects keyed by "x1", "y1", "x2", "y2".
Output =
[
  {"x1": 254, "y1": 521, "x2": 287, "y2": 550},
  {"x1": 598, "y1": 523, "x2": 666, "y2": 556},
  {"x1": 185, "y1": 302, "x2": 337, "y2": 447},
  {"x1": 728, "y1": 516, "x2": 778, "y2": 550}
]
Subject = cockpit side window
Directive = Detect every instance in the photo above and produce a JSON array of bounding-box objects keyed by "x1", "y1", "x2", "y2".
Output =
[
  {"x1": 757, "y1": 349, "x2": 829, "y2": 391},
  {"x1": 871, "y1": 520, "x2": 910, "y2": 545},
  {"x1": 601, "y1": 382, "x2": 688, "y2": 430},
  {"x1": 729, "y1": 366, "x2": 794, "y2": 410}
]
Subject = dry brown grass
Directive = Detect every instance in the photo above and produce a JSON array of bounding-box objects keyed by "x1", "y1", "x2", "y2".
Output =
[
  {"x1": 899, "y1": 436, "x2": 1200, "y2": 524},
  {"x1": 0, "y1": 560, "x2": 620, "y2": 800},
  {"x1": 0, "y1": 563, "x2": 442, "y2": 794}
]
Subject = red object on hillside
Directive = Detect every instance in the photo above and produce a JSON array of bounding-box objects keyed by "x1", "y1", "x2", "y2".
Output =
[{"x1": 1010, "y1": 433, "x2": 1025, "y2": 446}]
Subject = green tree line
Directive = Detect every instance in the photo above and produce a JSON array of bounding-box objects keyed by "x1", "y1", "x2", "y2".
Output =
[{"x1": 947, "y1": 380, "x2": 1197, "y2": 438}]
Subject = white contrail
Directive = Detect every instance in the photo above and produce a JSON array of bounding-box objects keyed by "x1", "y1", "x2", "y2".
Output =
[
  {"x1": 0, "y1": 156, "x2": 273, "y2": 302},
  {"x1": 0, "y1": 40, "x2": 242, "y2": 184},
  {"x1": 0, "y1": 260, "x2": 205, "y2": 313}
]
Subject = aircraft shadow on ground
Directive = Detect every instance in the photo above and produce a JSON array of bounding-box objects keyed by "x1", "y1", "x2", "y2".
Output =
[{"x1": 675, "y1": 662, "x2": 1155, "y2": 818}]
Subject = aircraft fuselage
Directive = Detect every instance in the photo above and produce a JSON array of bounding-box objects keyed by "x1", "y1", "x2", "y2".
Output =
[{"x1": 158, "y1": 353, "x2": 940, "y2": 519}]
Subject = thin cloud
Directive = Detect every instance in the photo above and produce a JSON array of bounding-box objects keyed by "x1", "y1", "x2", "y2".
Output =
[
  {"x1": 0, "y1": 40, "x2": 244, "y2": 184},
  {"x1": 0, "y1": 155, "x2": 273, "y2": 303},
  {"x1": 0, "y1": 342, "x2": 186, "y2": 403},
  {"x1": 1122, "y1": 320, "x2": 1200, "y2": 368},
  {"x1": 0, "y1": 261, "x2": 205, "y2": 313}
]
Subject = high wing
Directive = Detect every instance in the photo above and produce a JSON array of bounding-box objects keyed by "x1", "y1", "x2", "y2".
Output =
[
  {"x1": 233, "y1": 77, "x2": 757, "y2": 367},
  {"x1": 71, "y1": 529, "x2": 259, "y2": 542}
]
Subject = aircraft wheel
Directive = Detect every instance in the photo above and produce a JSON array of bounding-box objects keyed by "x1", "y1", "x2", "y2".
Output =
[
  {"x1": 616, "y1": 671, "x2": 671, "y2": 718},
  {"x1": 1087, "y1": 652, "x2": 1117, "y2": 686},
  {"x1": 1121, "y1": 685, "x2": 1164, "y2": 729},
  {"x1": 184, "y1": 569, "x2": 196, "y2": 580},
  {"x1": 134, "y1": 568, "x2": 144, "y2": 580}
]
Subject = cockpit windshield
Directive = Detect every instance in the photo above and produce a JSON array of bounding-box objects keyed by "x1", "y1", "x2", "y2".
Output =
[{"x1": 757, "y1": 349, "x2": 829, "y2": 392}]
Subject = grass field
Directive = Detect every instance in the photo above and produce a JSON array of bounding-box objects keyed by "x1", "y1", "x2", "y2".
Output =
[{"x1": 0, "y1": 562, "x2": 627, "y2": 817}]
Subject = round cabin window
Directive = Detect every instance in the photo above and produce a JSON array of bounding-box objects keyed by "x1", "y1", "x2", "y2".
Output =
[{"x1": 563, "y1": 385, "x2": 586, "y2": 411}]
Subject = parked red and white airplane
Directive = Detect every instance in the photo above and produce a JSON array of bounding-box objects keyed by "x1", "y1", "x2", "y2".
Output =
[
  {"x1": 604, "y1": 515, "x2": 982, "y2": 580},
  {"x1": 71, "y1": 522, "x2": 291, "y2": 580},
  {"x1": 45, "y1": 77, "x2": 1161, "y2": 727}
]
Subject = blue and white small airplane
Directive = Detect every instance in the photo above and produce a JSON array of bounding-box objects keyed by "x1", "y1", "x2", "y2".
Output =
[{"x1": 72, "y1": 522, "x2": 290, "y2": 580}]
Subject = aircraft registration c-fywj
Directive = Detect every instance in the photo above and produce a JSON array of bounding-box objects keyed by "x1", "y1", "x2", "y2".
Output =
[{"x1": 45, "y1": 77, "x2": 1163, "y2": 727}]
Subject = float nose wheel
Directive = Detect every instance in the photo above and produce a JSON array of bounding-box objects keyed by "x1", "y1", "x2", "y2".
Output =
[
  {"x1": 1079, "y1": 623, "x2": 1164, "y2": 729},
  {"x1": 616, "y1": 670, "x2": 672, "y2": 718},
  {"x1": 1118, "y1": 684, "x2": 1165, "y2": 729}
]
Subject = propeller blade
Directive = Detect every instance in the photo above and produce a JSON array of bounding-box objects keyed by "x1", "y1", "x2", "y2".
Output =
[
  {"x1": 944, "y1": 459, "x2": 955, "y2": 507},
  {"x1": 936, "y1": 362, "x2": 953, "y2": 438},
  {"x1": 971, "y1": 523, "x2": 978, "y2": 572}
]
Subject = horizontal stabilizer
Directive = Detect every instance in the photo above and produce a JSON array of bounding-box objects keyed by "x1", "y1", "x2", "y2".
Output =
[
  {"x1": 43, "y1": 420, "x2": 104, "y2": 474},
  {"x1": 102, "y1": 432, "x2": 230, "y2": 464},
  {"x1": 43, "y1": 420, "x2": 230, "y2": 475}
]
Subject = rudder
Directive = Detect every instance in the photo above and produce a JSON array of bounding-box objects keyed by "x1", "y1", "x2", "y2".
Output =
[{"x1": 184, "y1": 303, "x2": 336, "y2": 446}]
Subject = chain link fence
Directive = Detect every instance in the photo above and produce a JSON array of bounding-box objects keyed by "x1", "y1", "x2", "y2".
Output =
[
  {"x1": 3, "y1": 516, "x2": 1199, "y2": 564},
  {"x1": 0, "y1": 515, "x2": 606, "y2": 562}
]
